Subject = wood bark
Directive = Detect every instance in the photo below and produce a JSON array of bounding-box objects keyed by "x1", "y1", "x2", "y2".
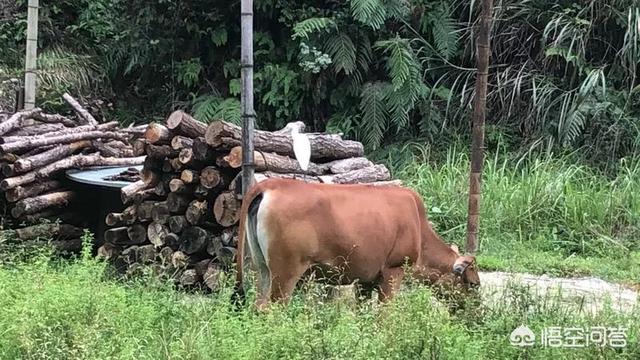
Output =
[
  {"x1": 225, "y1": 146, "x2": 324, "y2": 175},
  {"x1": 168, "y1": 215, "x2": 188, "y2": 234},
  {"x1": 144, "y1": 122, "x2": 172, "y2": 144},
  {"x1": 13, "y1": 140, "x2": 91, "y2": 173},
  {"x1": 194, "y1": 184, "x2": 212, "y2": 200},
  {"x1": 192, "y1": 137, "x2": 217, "y2": 162},
  {"x1": 216, "y1": 246, "x2": 237, "y2": 269},
  {"x1": 318, "y1": 164, "x2": 390, "y2": 184},
  {"x1": 1, "y1": 163, "x2": 15, "y2": 177},
  {"x1": 466, "y1": 0, "x2": 494, "y2": 254},
  {"x1": 0, "y1": 108, "x2": 41, "y2": 135},
  {"x1": 213, "y1": 191, "x2": 240, "y2": 227},
  {"x1": 0, "y1": 129, "x2": 129, "y2": 154},
  {"x1": 133, "y1": 139, "x2": 147, "y2": 156},
  {"x1": 12, "y1": 190, "x2": 76, "y2": 217},
  {"x1": 29, "y1": 112, "x2": 77, "y2": 127},
  {"x1": 180, "y1": 226, "x2": 211, "y2": 254},
  {"x1": 321, "y1": 157, "x2": 374, "y2": 174},
  {"x1": 185, "y1": 199, "x2": 210, "y2": 225},
  {"x1": 120, "y1": 180, "x2": 148, "y2": 204},
  {"x1": 205, "y1": 120, "x2": 363, "y2": 160},
  {"x1": 104, "y1": 227, "x2": 130, "y2": 245},
  {"x1": 166, "y1": 110, "x2": 208, "y2": 138},
  {"x1": 5, "y1": 180, "x2": 62, "y2": 202},
  {"x1": 92, "y1": 140, "x2": 135, "y2": 158},
  {"x1": 137, "y1": 244, "x2": 156, "y2": 264},
  {"x1": 148, "y1": 221, "x2": 170, "y2": 248},
  {"x1": 171, "y1": 251, "x2": 190, "y2": 268},
  {"x1": 158, "y1": 246, "x2": 174, "y2": 265},
  {"x1": 97, "y1": 243, "x2": 121, "y2": 260},
  {"x1": 203, "y1": 264, "x2": 224, "y2": 291},
  {"x1": 171, "y1": 136, "x2": 194, "y2": 150},
  {"x1": 141, "y1": 169, "x2": 160, "y2": 187},
  {"x1": 62, "y1": 93, "x2": 99, "y2": 125},
  {"x1": 120, "y1": 246, "x2": 139, "y2": 264},
  {"x1": 178, "y1": 148, "x2": 203, "y2": 168},
  {"x1": 105, "y1": 205, "x2": 138, "y2": 226},
  {"x1": 6, "y1": 123, "x2": 67, "y2": 137},
  {"x1": 179, "y1": 269, "x2": 199, "y2": 287},
  {"x1": 164, "y1": 233, "x2": 181, "y2": 249},
  {"x1": 136, "y1": 201, "x2": 156, "y2": 222}
]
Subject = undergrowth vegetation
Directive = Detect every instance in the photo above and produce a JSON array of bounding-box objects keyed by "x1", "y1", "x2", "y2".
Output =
[{"x1": 0, "y1": 250, "x2": 638, "y2": 359}]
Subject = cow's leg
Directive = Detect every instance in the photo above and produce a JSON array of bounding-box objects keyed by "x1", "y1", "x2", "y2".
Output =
[
  {"x1": 378, "y1": 267, "x2": 404, "y2": 302},
  {"x1": 269, "y1": 261, "x2": 309, "y2": 304}
]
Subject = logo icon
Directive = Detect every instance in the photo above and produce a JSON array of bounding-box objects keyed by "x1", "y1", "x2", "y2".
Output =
[{"x1": 510, "y1": 325, "x2": 536, "y2": 347}]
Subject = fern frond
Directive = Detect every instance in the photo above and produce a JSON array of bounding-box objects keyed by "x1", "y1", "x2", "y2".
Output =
[
  {"x1": 292, "y1": 18, "x2": 337, "y2": 40},
  {"x1": 421, "y1": 3, "x2": 459, "y2": 60},
  {"x1": 37, "y1": 46, "x2": 101, "y2": 95},
  {"x1": 359, "y1": 81, "x2": 390, "y2": 149},
  {"x1": 324, "y1": 33, "x2": 357, "y2": 75},
  {"x1": 375, "y1": 37, "x2": 420, "y2": 91},
  {"x1": 382, "y1": 0, "x2": 411, "y2": 20},
  {"x1": 351, "y1": 0, "x2": 387, "y2": 30},
  {"x1": 192, "y1": 95, "x2": 242, "y2": 125}
]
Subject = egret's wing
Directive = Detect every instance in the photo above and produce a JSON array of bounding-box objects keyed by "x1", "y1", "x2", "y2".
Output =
[{"x1": 293, "y1": 133, "x2": 311, "y2": 171}]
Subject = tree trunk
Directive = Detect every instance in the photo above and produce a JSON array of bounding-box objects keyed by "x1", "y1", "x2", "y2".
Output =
[
  {"x1": 104, "y1": 227, "x2": 130, "y2": 245},
  {"x1": 318, "y1": 164, "x2": 390, "y2": 184},
  {"x1": 11, "y1": 190, "x2": 76, "y2": 217},
  {"x1": 0, "y1": 130, "x2": 129, "y2": 154},
  {"x1": 144, "y1": 122, "x2": 172, "y2": 144},
  {"x1": 133, "y1": 139, "x2": 147, "y2": 156},
  {"x1": 164, "y1": 233, "x2": 181, "y2": 249},
  {"x1": 126, "y1": 224, "x2": 148, "y2": 245},
  {"x1": 136, "y1": 201, "x2": 156, "y2": 222},
  {"x1": 97, "y1": 243, "x2": 121, "y2": 260},
  {"x1": 200, "y1": 166, "x2": 223, "y2": 189},
  {"x1": 62, "y1": 93, "x2": 99, "y2": 125},
  {"x1": 30, "y1": 112, "x2": 78, "y2": 127},
  {"x1": 180, "y1": 169, "x2": 199, "y2": 184},
  {"x1": 213, "y1": 191, "x2": 240, "y2": 227},
  {"x1": 145, "y1": 144, "x2": 179, "y2": 159},
  {"x1": 120, "y1": 180, "x2": 149, "y2": 204},
  {"x1": 0, "y1": 108, "x2": 41, "y2": 135},
  {"x1": 321, "y1": 157, "x2": 374, "y2": 174},
  {"x1": 105, "y1": 205, "x2": 138, "y2": 226},
  {"x1": 192, "y1": 137, "x2": 217, "y2": 162},
  {"x1": 14, "y1": 223, "x2": 83, "y2": 240},
  {"x1": 466, "y1": 0, "x2": 494, "y2": 254},
  {"x1": 6, "y1": 123, "x2": 67, "y2": 137},
  {"x1": 169, "y1": 178, "x2": 193, "y2": 194},
  {"x1": 166, "y1": 110, "x2": 208, "y2": 138},
  {"x1": 151, "y1": 202, "x2": 171, "y2": 224},
  {"x1": 148, "y1": 221, "x2": 170, "y2": 248},
  {"x1": 205, "y1": 120, "x2": 363, "y2": 161},
  {"x1": 4, "y1": 180, "x2": 62, "y2": 202},
  {"x1": 13, "y1": 140, "x2": 91, "y2": 173}
]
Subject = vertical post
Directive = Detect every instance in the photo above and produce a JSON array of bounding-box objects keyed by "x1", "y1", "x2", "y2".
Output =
[
  {"x1": 466, "y1": 0, "x2": 494, "y2": 254},
  {"x1": 24, "y1": 0, "x2": 39, "y2": 110},
  {"x1": 240, "y1": 0, "x2": 255, "y2": 196}
]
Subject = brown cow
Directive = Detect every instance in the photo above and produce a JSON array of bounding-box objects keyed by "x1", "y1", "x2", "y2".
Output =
[{"x1": 233, "y1": 178, "x2": 479, "y2": 309}]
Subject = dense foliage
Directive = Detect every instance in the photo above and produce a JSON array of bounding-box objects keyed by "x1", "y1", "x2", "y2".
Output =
[{"x1": 1, "y1": 0, "x2": 640, "y2": 162}]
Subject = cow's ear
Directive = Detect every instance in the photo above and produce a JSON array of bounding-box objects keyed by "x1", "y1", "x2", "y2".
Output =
[
  {"x1": 450, "y1": 244, "x2": 459, "y2": 255},
  {"x1": 452, "y1": 256, "x2": 473, "y2": 275}
]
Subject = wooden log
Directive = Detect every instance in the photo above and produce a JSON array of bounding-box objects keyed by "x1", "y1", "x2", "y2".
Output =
[
  {"x1": 11, "y1": 190, "x2": 76, "y2": 217},
  {"x1": 206, "y1": 233, "x2": 222, "y2": 258},
  {"x1": 1, "y1": 163, "x2": 15, "y2": 177},
  {"x1": 171, "y1": 251, "x2": 190, "y2": 268},
  {"x1": 203, "y1": 263, "x2": 224, "y2": 291},
  {"x1": 318, "y1": 164, "x2": 390, "y2": 184},
  {"x1": 164, "y1": 233, "x2": 181, "y2": 249},
  {"x1": 0, "y1": 153, "x2": 19, "y2": 163},
  {"x1": 162, "y1": 158, "x2": 174, "y2": 172},
  {"x1": 49, "y1": 238, "x2": 83, "y2": 253},
  {"x1": 200, "y1": 166, "x2": 223, "y2": 189},
  {"x1": 31, "y1": 112, "x2": 77, "y2": 127},
  {"x1": 127, "y1": 224, "x2": 148, "y2": 245},
  {"x1": 105, "y1": 205, "x2": 138, "y2": 226},
  {"x1": 137, "y1": 244, "x2": 156, "y2": 264},
  {"x1": 194, "y1": 184, "x2": 213, "y2": 200},
  {"x1": 14, "y1": 223, "x2": 83, "y2": 240},
  {"x1": 178, "y1": 148, "x2": 203, "y2": 168},
  {"x1": 13, "y1": 140, "x2": 91, "y2": 174},
  {"x1": 1, "y1": 154, "x2": 146, "y2": 190},
  {"x1": 136, "y1": 201, "x2": 156, "y2": 221},
  {"x1": 148, "y1": 222, "x2": 170, "y2": 248},
  {"x1": 194, "y1": 259, "x2": 212, "y2": 277},
  {"x1": 151, "y1": 202, "x2": 171, "y2": 224},
  {"x1": 171, "y1": 136, "x2": 194, "y2": 150},
  {"x1": 180, "y1": 169, "x2": 199, "y2": 184},
  {"x1": 225, "y1": 146, "x2": 324, "y2": 175},
  {"x1": 6, "y1": 123, "x2": 67, "y2": 137},
  {"x1": 92, "y1": 141, "x2": 135, "y2": 158},
  {"x1": 170, "y1": 157, "x2": 184, "y2": 172},
  {"x1": 166, "y1": 110, "x2": 207, "y2": 138},
  {"x1": 141, "y1": 169, "x2": 160, "y2": 187},
  {"x1": 121, "y1": 180, "x2": 148, "y2": 204},
  {"x1": 179, "y1": 269, "x2": 199, "y2": 287},
  {"x1": 0, "y1": 130, "x2": 130, "y2": 154},
  {"x1": 321, "y1": 157, "x2": 374, "y2": 174},
  {"x1": 219, "y1": 227, "x2": 237, "y2": 247},
  {"x1": 133, "y1": 139, "x2": 147, "y2": 156},
  {"x1": 2, "y1": 122, "x2": 119, "y2": 144},
  {"x1": 104, "y1": 227, "x2": 130, "y2": 245},
  {"x1": 169, "y1": 178, "x2": 194, "y2": 195},
  {"x1": 168, "y1": 215, "x2": 188, "y2": 234},
  {"x1": 121, "y1": 246, "x2": 139, "y2": 264},
  {"x1": 97, "y1": 243, "x2": 121, "y2": 260},
  {"x1": 167, "y1": 193, "x2": 191, "y2": 213},
  {"x1": 205, "y1": 120, "x2": 363, "y2": 160},
  {"x1": 62, "y1": 93, "x2": 98, "y2": 125},
  {"x1": 158, "y1": 246, "x2": 174, "y2": 266},
  {"x1": 180, "y1": 226, "x2": 211, "y2": 254},
  {"x1": 213, "y1": 191, "x2": 240, "y2": 227},
  {"x1": 146, "y1": 144, "x2": 179, "y2": 159},
  {"x1": 216, "y1": 246, "x2": 237, "y2": 269},
  {"x1": 185, "y1": 199, "x2": 210, "y2": 225},
  {"x1": 144, "y1": 122, "x2": 172, "y2": 144},
  {"x1": 192, "y1": 137, "x2": 217, "y2": 162},
  {"x1": 0, "y1": 108, "x2": 41, "y2": 135}
]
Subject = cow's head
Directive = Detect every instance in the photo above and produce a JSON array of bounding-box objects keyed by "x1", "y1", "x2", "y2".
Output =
[{"x1": 449, "y1": 245, "x2": 480, "y2": 291}]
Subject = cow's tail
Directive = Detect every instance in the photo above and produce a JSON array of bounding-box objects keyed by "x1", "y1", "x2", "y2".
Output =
[{"x1": 231, "y1": 181, "x2": 264, "y2": 306}]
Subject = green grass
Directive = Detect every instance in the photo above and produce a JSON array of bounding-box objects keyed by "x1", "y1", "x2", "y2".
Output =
[
  {"x1": 0, "y1": 254, "x2": 638, "y2": 359},
  {"x1": 375, "y1": 143, "x2": 640, "y2": 284}
]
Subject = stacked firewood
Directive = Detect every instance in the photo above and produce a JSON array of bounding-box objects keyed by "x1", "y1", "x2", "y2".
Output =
[
  {"x1": 100, "y1": 110, "x2": 399, "y2": 290},
  {"x1": 0, "y1": 94, "x2": 146, "y2": 252}
]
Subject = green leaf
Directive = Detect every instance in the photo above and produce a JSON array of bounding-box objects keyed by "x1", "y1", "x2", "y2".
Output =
[
  {"x1": 292, "y1": 17, "x2": 336, "y2": 40},
  {"x1": 211, "y1": 28, "x2": 227, "y2": 46},
  {"x1": 324, "y1": 33, "x2": 357, "y2": 75}
]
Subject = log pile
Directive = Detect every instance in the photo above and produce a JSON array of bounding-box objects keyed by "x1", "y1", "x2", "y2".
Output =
[
  {"x1": 101, "y1": 110, "x2": 400, "y2": 290},
  {"x1": 0, "y1": 95, "x2": 146, "y2": 252}
]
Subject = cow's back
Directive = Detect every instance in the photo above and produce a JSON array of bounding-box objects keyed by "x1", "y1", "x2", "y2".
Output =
[{"x1": 255, "y1": 179, "x2": 423, "y2": 284}]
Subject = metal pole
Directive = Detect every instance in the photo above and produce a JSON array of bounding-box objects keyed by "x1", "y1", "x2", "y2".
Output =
[
  {"x1": 240, "y1": 0, "x2": 255, "y2": 196},
  {"x1": 24, "y1": 0, "x2": 39, "y2": 110}
]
